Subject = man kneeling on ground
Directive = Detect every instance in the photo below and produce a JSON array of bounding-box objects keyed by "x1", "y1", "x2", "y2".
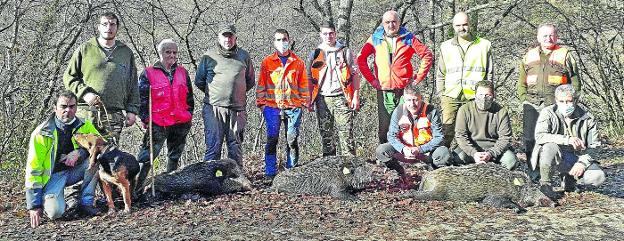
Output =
[
  {"x1": 25, "y1": 91, "x2": 100, "y2": 228},
  {"x1": 531, "y1": 84, "x2": 605, "y2": 194},
  {"x1": 375, "y1": 83, "x2": 450, "y2": 187}
]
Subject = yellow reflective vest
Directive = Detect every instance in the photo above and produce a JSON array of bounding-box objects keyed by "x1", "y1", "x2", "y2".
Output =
[
  {"x1": 25, "y1": 115, "x2": 99, "y2": 190},
  {"x1": 439, "y1": 37, "x2": 492, "y2": 99}
]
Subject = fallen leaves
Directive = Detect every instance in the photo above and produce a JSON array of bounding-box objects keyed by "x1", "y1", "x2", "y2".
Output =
[{"x1": 2, "y1": 150, "x2": 624, "y2": 240}]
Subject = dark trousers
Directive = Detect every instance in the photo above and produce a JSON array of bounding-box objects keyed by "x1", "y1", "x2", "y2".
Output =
[
  {"x1": 523, "y1": 102, "x2": 544, "y2": 182},
  {"x1": 137, "y1": 122, "x2": 192, "y2": 173}
]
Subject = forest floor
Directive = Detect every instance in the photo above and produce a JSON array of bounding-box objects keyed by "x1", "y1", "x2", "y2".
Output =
[{"x1": 2, "y1": 144, "x2": 624, "y2": 240}]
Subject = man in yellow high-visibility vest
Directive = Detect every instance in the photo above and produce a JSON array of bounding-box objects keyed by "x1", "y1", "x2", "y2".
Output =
[
  {"x1": 25, "y1": 91, "x2": 101, "y2": 228},
  {"x1": 436, "y1": 12, "x2": 493, "y2": 148}
]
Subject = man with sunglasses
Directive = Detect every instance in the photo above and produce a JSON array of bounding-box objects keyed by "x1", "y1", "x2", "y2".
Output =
[{"x1": 444, "y1": 81, "x2": 518, "y2": 170}]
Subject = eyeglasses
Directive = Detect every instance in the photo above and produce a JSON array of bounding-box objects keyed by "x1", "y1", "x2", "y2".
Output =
[
  {"x1": 100, "y1": 22, "x2": 118, "y2": 28},
  {"x1": 477, "y1": 94, "x2": 494, "y2": 100},
  {"x1": 321, "y1": 32, "x2": 336, "y2": 36},
  {"x1": 274, "y1": 38, "x2": 288, "y2": 42}
]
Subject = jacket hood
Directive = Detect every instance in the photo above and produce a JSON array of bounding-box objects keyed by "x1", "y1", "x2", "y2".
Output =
[
  {"x1": 38, "y1": 113, "x2": 85, "y2": 138},
  {"x1": 372, "y1": 26, "x2": 411, "y2": 41}
]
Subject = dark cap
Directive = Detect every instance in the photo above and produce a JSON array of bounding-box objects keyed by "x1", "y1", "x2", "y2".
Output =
[{"x1": 218, "y1": 24, "x2": 236, "y2": 35}]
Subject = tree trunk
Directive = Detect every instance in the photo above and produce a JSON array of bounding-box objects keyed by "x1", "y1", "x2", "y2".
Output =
[{"x1": 337, "y1": 0, "x2": 353, "y2": 45}]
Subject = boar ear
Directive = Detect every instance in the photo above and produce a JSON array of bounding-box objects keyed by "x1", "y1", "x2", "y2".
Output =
[
  {"x1": 342, "y1": 167, "x2": 351, "y2": 175},
  {"x1": 513, "y1": 177, "x2": 525, "y2": 186}
]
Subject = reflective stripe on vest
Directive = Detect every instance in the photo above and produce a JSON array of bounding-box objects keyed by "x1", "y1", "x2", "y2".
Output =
[
  {"x1": 441, "y1": 37, "x2": 491, "y2": 99},
  {"x1": 310, "y1": 48, "x2": 355, "y2": 106},
  {"x1": 523, "y1": 46, "x2": 569, "y2": 87},
  {"x1": 145, "y1": 66, "x2": 192, "y2": 127},
  {"x1": 398, "y1": 105, "x2": 433, "y2": 146}
]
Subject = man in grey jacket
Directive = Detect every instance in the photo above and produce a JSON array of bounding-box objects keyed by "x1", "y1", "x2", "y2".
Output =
[
  {"x1": 532, "y1": 84, "x2": 605, "y2": 194},
  {"x1": 195, "y1": 24, "x2": 255, "y2": 167}
]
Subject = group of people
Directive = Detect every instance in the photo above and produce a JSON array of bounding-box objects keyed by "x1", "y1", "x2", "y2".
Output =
[
  {"x1": 24, "y1": 10, "x2": 606, "y2": 228},
  {"x1": 372, "y1": 11, "x2": 605, "y2": 195}
]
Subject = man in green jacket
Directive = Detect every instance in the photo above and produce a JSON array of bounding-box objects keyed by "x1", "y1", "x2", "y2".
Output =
[
  {"x1": 532, "y1": 84, "x2": 604, "y2": 195},
  {"x1": 443, "y1": 81, "x2": 518, "y2": 170},
  {"x1": 25, "y1": 91, "x2": 100, "y2": 228},
  {"x1": 63, "y1": 12, "x2": 139, "y2": 144}
]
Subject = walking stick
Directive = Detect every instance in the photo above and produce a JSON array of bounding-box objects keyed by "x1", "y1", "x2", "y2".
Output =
[
  {"x1": 252, "y1": 118, "x2": 266, "y2": 152},
  {"x1": 149, "y1": 86, "x2": 156, "y2": 197}
]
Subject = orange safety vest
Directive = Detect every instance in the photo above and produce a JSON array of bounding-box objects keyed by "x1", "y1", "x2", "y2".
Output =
[
  {"x1": 256, "y1": 52, "x2": 309, "y2": 109},
  {"x1": 309, "y1": 47, "x2": 356, "y2": 106},
  {"x1": 145, "y1": 66, "x2": 192, "y2": 127},
  {"x1": 523, "y1": 45, "x2": 569, "y2": 87},
  {"x1": 398, "y1": 105, "x2": 432, "y2": 146}
]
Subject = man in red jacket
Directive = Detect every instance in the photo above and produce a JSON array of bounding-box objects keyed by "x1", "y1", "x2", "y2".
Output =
[{"x1": 358, "y1": 10, "x2": 433, "y2": 144}]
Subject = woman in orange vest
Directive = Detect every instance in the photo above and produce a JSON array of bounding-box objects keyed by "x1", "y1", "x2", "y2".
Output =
[{"x1": 136, "y1": 39, "x2": 194, "y2": 190}]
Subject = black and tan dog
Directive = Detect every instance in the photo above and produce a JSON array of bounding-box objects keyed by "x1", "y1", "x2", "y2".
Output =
[{"x1": 74, "y1": 133, "x2": 139, "y2": 213}]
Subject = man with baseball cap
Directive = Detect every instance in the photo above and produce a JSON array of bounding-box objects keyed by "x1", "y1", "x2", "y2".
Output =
[{"x1": 195, "y1": 24, "x2": 255, "y2": 167}]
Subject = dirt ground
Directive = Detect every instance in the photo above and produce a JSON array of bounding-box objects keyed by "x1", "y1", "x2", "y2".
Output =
[{"x1": 2, "y1": 146, "x2": 624, "y2": 240}]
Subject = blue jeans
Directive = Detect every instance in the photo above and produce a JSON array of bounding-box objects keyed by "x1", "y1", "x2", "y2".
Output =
[
  {"x1": 42, "y1": 158, "x2": 98, "y2": 219},
  {"x1": 202, "y1": 104, "x2": 247, "y2": 166},
  {"x1": 263, "y1": 106, "x2": 302, "y2": 176}
]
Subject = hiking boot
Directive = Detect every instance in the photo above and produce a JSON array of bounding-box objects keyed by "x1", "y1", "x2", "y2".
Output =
[
  {"x1": 79, "y1": 204, "x2": 100, "y2": 216},
  {"x1": 539, "y1": 184, "x2": 563, "y2": 200},
  {"x1": 561, "y1": 175, "x2": 578, "y2": 192},
  {"x1": 263, "y1": 175, "x2": 275, "y2": 186}
]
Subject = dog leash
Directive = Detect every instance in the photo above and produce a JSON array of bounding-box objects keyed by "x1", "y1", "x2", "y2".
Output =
[{"x1": 91, "y1": 96, "x2": 118, "y2": 146}]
